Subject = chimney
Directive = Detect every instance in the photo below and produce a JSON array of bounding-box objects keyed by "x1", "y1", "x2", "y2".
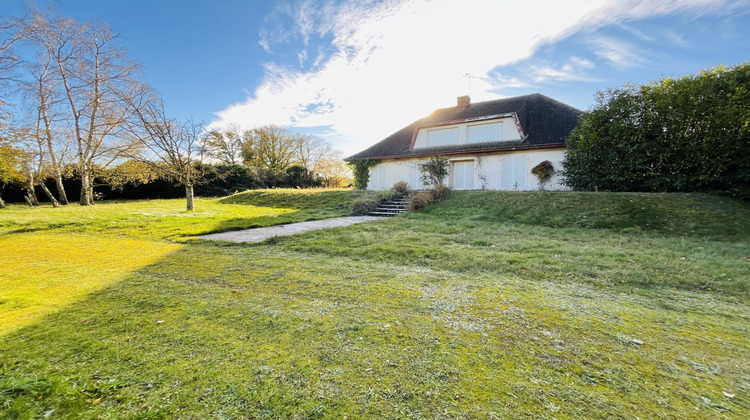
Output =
[{"x1": 457, "y1": 95, "x2": 471, "y2": 107}]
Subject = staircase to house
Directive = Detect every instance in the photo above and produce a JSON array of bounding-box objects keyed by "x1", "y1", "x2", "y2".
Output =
[{"x1": 368, "y1": 194, "x2": 408, "y2": 217}]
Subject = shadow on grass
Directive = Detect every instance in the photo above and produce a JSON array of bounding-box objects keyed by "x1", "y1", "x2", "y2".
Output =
[
  {"x1": 0, "y1": 244, "x2": 466, "y2": 418},
  {"x1": 2, "y1": 241, "x2": 749, "y2": 419}
]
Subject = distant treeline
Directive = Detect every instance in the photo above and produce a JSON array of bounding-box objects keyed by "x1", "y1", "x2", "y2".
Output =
[{"x1": 0, "y1": 163, "x2": 338, "y2": 204}]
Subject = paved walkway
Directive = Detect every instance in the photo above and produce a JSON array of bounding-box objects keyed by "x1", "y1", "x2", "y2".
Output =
[{"x1": 197, "y1": 216, "x2": 386, "y2": 243}]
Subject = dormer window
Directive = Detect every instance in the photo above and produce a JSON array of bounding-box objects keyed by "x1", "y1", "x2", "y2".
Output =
[
  {"x1": 467, "y1": 121, "x2": 502, "y2": 143},
  {"x1": 426, "y1": 127, "x2": 459, "y2": 146},
  {"x1": 410, "y1": 114, "x2": 521, "y2": 150}
]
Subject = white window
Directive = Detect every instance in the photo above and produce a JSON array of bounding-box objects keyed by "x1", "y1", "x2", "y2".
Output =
[
  {"x1": 427, "y1": 127, "x2": 458, "y2": 147},
  {"x1": 467, "y1": 122, "x2": 502, "y2": 143},
  {"x1": 500, "y1": 157, "x2": 527, "y2": 190},
  {"x1": 452, "y1": 160, "x2": 475, "y2": 190}
]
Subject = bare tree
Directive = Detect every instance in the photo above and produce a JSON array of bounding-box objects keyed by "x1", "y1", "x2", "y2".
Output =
[
  {"x1": 242, "y1": 124, "x2": 298, "y2": 172},
  {"x1": 316, "y1": 150, "x2": 352, "y2": 188},
  {"x1": 9, "y1": 125, "x2": 64, "y2": 207},
  {"x1": 294, "y1": 133, "x2": 332, "y2": 174},
  {"x1": 130, "y1": 94, "x2": 206, "y2": 211},
  {"x1": 205, "y1": 123, "x2": 244, "y2": 165},
  {"x1": 0, "y1": 15, "x2": 29, "y2": 122},
  {"x1": 0, "y1": 15, "x2": 29, "y2": 81},
  {"x1": 31, "y1": 14, "x2": 141, "y2": 206},
  {"x1": 23, "y1": 49, "x2": 70, "y2": 204}
]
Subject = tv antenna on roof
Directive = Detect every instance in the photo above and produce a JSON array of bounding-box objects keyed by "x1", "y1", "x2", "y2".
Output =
[{"x1": 464, "y1": 73, "x2": 486, "y2": 96}]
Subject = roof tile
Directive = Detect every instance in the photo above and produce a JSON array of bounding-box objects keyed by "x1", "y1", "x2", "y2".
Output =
[{"x1": 346, "y1": 93, "x2": 581, "y2": 160}]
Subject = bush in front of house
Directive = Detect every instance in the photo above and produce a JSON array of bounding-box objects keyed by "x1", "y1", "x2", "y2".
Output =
[
  {"x1": 429, "y1": 184, "x2": 451, "y2": 200},
  {"x1": 391, "y1": 181, "x2": 410, "y2": 194},
  {"x1": 406, "y1": 184, "x2": 451, "y2": 211},
  {"x1": 407, "y1": 192, "x2": 433, "y2": 211},
  {"x1": 352, "y1": 199, "x2": 379, "y2": 215},
  {"x1": 377, "y1": 190, "x2": 397, "y2": 203},
  {"x1": 418, "y1": 156, "x2": 449, "y2": 187},
  {"x1": 531, "y1": 160, "x2": 555, "y2": 191}
]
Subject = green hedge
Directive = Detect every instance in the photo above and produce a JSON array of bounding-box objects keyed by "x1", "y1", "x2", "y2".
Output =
[{"x1": 564, "y1": 62, "x2": 750, "y2": 199}]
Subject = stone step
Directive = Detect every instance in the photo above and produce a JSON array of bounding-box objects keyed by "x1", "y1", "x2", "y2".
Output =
[
  {"x1": 367, "y1": 195, "x2": 410, "y2": 216},
  {"x1": 369, "y1": 211, "x2": 402, "y2": 217}
]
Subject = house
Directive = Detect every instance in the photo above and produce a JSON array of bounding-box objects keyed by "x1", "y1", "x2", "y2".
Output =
[{"x1": 345, "y1": 93, "x2": 582, "y2": 190}]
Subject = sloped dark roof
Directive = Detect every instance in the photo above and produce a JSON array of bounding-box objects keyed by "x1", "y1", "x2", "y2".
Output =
[{"x1": 345, "y1": 93, "x2": 582, "y2": 161}]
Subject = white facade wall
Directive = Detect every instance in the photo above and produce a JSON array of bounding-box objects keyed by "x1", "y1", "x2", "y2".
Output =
[{"x1": 366, "y1": 148, "x2": 568, "y2": 191}]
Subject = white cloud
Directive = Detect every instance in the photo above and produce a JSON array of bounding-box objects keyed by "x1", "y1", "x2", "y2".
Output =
[
  {"x1": 663, "y1": 29, "x2": 689, "y2": 47},
  {"x1": 588, "y1": 37, "x2": 648, "y2": 68},
  {"x1": 530, "y1": 57, "x2": 597, "y2": 82},
  {"x1": 211, "y1": 0, "x2": 739, "y2": 156}
]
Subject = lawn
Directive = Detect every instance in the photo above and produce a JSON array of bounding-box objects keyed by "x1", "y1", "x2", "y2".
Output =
[{"x1": 1, "y1": 189, "x2": 748, "y2": 419}]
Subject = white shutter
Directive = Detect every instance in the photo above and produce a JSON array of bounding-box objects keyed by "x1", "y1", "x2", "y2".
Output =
[
  {"x1": 452, "y1": 161, "x2": 474, "y2": 190},
  {"x1": 427, "y1": 127, "x2": 458, "y2": 146},
  {"x1": 500, "y1": 158, "x2": 514, "y2": 190},
  {"x1": 467, "y1": 122, "x2": 502, "y2": 143},
  {"x1": 377, "y1": 164, "x2": 386, "y2": 189},
  {"x1": 500, "y1": 156, "x2": 527, "y2": 190},
  {"x1": 464, "y1": 162, "x2": 474, "y2": 189},
  {"x1": 513, "y1": 157, "x2": 527, "y2": 189},
  {"x1": 409, "y1": 164, "x2": 420, "y2": 189}
]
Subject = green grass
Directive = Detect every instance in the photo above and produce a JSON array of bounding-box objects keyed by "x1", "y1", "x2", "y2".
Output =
[
  {"x1": 278, "y1": 191, "x2": 750, "y2": 298},
  {"x1": 0, "y1": 188, "x2": 371, "y2": 241},
  {"x1": 1, "y1": 190, "x2": 748, "y2": 419}
]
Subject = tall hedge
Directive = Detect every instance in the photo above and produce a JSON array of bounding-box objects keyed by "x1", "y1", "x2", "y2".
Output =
[{"x1": 564, "y1": 63, "x2": 750, "y2": 198}]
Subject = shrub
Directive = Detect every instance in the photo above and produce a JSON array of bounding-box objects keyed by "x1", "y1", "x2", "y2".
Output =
[
  {"x1": 407, "y1": 192, "x2": 433, "y2": 211},
  {"x1": 391, "y1": 181, "x2": 410, "y2": 194},
  {"x1": 377, "y1": 190, "x2": 397, "y2": 203},
  {"x1": 531, "y1": 160, "x2": 555, "y2": 190},
  {"x1": 418, "y1": 156, "x2": 449, "y2": 187},
  {"x1": 352, "y1": 199, "x2": 379, "y2": 215},
  {"x1": 429, "y1": 184, "x2": 451, "y2": 200}
]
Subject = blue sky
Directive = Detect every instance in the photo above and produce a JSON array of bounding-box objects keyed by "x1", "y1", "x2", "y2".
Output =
[{"x1": 4, "y1": 0, "x2": 750, "y2": 156}]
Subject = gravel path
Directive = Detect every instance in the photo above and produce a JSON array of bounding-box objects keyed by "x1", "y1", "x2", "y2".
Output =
[{"x1": 197, "y1": 216, "x2": 386, "y2": 243}]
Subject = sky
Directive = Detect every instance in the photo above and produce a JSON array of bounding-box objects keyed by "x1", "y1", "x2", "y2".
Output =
[{"x1": 3, "y1": 0, "x2": 750, "y2": 157}]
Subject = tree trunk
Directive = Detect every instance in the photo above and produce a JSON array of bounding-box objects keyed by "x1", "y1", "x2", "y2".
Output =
[
  {"x1": 25, "y1": 169, "x2": 40, "y2": 206},
  {"x1": 54, "y1": 173, "x2": 69, "y2": 205},
  {"x1": 80, "y1": 168, "x2": 93, "y2": 206},
  {"x1": 0, "y1": 194, "x2": 5, "y2": 209},
  {"x1": 39, "y1": 183, "x2": 60, "y2": 207},
  {"x1": 185, "y1": 184, "x2": 194, "y2": 211}
]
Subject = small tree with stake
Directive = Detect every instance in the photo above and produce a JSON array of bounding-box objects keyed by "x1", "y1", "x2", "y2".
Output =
[
  {"x1": 418, "y1": 156, "x2": 449, "y2": 187},
  {"x1": 129, "y1": 93, "x2": 206, "y2": 211}
]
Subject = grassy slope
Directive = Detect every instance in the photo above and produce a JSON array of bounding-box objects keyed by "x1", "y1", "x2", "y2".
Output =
[
  {"x1": 281, "y1": 191, "x2": 750, "y2": 297},
  {"x1": 1, "y1": 190, "x2": 748, "y2": 419}
]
